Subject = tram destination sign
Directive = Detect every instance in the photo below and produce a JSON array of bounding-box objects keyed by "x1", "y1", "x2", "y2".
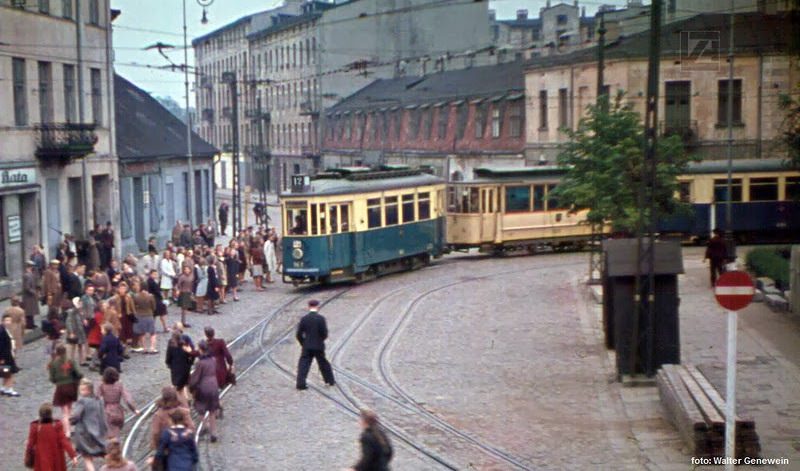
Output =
[{"x1": 714, "y1": 271, "x2": 755, "y2": 311}]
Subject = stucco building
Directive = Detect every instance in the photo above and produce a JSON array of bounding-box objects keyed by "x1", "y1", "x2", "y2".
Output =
[
  {"x1": 524, "y1": 12, "x2": 798, "y2": 164},
  {"x1": 0, "y1": 0, "x2": 118, "y2": 297}
]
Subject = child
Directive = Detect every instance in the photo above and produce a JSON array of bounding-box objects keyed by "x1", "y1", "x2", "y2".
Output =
[
  {"x1": 41, "y1": 307, "x2": 63, "y2": 358},
  {"x1": 99, "y1": 323, "x2": 124, "y2": 374}
]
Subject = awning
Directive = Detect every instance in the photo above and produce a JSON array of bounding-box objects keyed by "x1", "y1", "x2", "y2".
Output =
[{"x1": 506, "y1": 93, "x2": 524, "y2": 101}]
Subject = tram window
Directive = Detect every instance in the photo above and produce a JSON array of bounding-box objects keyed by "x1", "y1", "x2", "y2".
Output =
[
  {"x1": 385, "y1": 196, "x2": 399, "y2": 226},
  {"x1": 310, "y1": 204, "x2": 319, "y2": 235},
  {"x1": 679, "y1": 182, "x2": 691, "y2": 202},
  {"x1": 749, "y1": 177, "x2": 778, "y2": 201},
  {"x1": 506, "y1": 185, "x2": 530, "y2": 212},
  {"x1": 546, "y1": 184, "x2": 565, "y2": 210},
  {"x1": 787, "y1": 177, "x2": 800, "y2": 200},
  {"x1": 340, "y1": 205, "x2": 350, "y2": 232},
  {"x1": 447, "y1": 187, "x2": 457, "y2": 212},
  {"x1": 318, "y1": 203, "x2": 327, "y2": 235},
  {"x1": 418, "y1": 192, "x2": 431, "y2": 220},
  {"x1": 367, "y1": 198, "x2": 382, "y2": 228},
  {"x1": 287, "y1": 203, "x2": 308, "y2": 235},
  {"x1": 329, "y1": 206, "x2": 339, "y2": 234},
  {"x1": 533, "y1": 185, "x2": 545, "y2": 211},
  {"x1": 402, "y1": 194, "x2": 415, "y2": 222},
  {"x1": 460, "y1": 188, "x2": 480, "y2": 213},
  {"x1": 714, "y1": 179, "x2": 742, "y2": 202}
]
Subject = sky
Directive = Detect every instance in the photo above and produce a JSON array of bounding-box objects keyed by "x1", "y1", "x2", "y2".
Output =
[{"x1": 111, "y1": 0, "x2": 624, "y2": 102}]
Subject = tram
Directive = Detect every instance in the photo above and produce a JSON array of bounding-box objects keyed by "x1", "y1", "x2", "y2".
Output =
[{"x1": 280, "y1": 166, "x2": 447, "y2": 285}]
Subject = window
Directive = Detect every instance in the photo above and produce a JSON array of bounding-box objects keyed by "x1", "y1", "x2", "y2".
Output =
[
  {"x1": 455, "y1": 103, "x2": 468, "y2": 140},
  {"x1": 384, "y1": 196, "x2": 399, "y2": 226},
  {"x1": 62, "y1": 0, "x2": 72, "y2": 19},
  {"x1": 371, "y1": 113, "x2": 379, "y2": 142},
  {"x1": 340, "y1": 205, "x2": 350, "y2": 232},
  {"x1": 557, "y1": 14, "x2": 568, "y2": 24},
  {"x1": 546, "y1": 184, "x2": 565, "y2": 210},
  {"x1": 749, "y1": 178, "x2": 778, "y2": 201},
  {"x1": 38, "y1": 62, "x2": 53, "y2": 124},
  {"x1": 491, "y1": 107, "x2": 501, "y2": 138},
  {"x1": 505, "y1": 186, "x2": 530, "y2": 212},
  {"x1": 91, "y1": 68, "x2": 102, "y2": 125},
  {"x1": 533, "y1": 185, "x2": 545, "y2": 211},
  {"x1": 458, "y1": 187, "x2": 480, "y2": 213},
  {"x1": 539, "y1": 90, "x2": 548, "y2": 129},
  {"x1": 393, "y1": 110, "x2": 402, "y2": 140},
  {"x1": 422, "y1": 109, "x2": 433, "y2": 140},
  {"x1": 714, "y1": 178, "x2": 742, "y2": 202},
  {"x1": 509, "y1": 101, "x2": 522, "y2": 137},
  {"x1": 367, "y1": 198, "x2": 382, "y2": 228},
  {"x1": 437, "y1": 106, "x2": 449, "y2": 139},
  {"x1": 418, "y1": 192, "x2": 431, "y2": 220},
  {"x1": 558, "y1": 88, "x2": 568, "y2": 128},
  {"x1": 717, "y1": 79, "x2": 742, "y2": 125},
  {"x1": 12, "y1": 58, "x2": 27, "y2": 126},
  {"x1": 786, "y1": 177, "x2": 800, "y2": 200},
  {"x1": 381, "y1": 112, "x2": 389, "y2": 141},
  {"x1": 408, "y1": 109, "x2": 421, "y2": 139},
  {"x1": 63, "y1": 64, "x2": 76, "y2": 123},
  {"x1": 665, "y1": 81, "x2": 691, "y2": 127},
  {"x1": 344, "y1": 116, "x2": 352, "y2": 140},
  {"x1": 286, "y1": 202, "x2": 308, "y2": 236},
  {"x1": 679, "y1": 181, "x2": 691, "y2": 202},
  {"x1": 39, "y1": 0, "x2": 50, "y2": 14},
  {"x1": 89, "y1": 0, "x2": 99, "y2": 24},
  {"x1": 474, "y1": 104, "x2": 486, "y2": 138},
  {"x1": 402, "y1": 194, "x2": 415, "y2": 222}
]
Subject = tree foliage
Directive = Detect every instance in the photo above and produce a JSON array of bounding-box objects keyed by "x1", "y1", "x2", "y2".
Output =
[
  {"x1": 778, "y1": 92, "x2": 800, "y2": 170},
  {"x1": 552, "y1": 93, "x2": 695, "y2": 233}
]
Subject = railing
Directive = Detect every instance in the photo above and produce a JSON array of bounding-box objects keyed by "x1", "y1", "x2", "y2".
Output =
[
  {"x1": 35, "y1": 123, "x2": 97, "y2": 163},
  {"x1": 659, "y1": 120, "x2": 699, "y2": 146}
]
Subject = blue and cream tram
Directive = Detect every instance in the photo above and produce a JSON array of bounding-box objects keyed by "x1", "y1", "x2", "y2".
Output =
[{"x1": 280, "y1": 166, "x2": 447, "y2": 285}]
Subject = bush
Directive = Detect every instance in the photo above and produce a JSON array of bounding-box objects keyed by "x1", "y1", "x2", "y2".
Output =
[{"x1": 746, "y1": 247, "x2": 790, "y2": 290}]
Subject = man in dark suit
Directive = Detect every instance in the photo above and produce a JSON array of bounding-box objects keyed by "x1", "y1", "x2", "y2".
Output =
[
  {"x1": 704, "y1": 228, "x2": 727, "y2": 286},
  {"x1": 295, "y1": 299, "x2": 335, "y2": 390}
]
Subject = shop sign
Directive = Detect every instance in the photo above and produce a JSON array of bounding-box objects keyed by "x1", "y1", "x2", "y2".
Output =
[
  {"x1": 7, "y1": 215, "x2": 21, "y2": 243},
  {"x1": 0, "y1": 168, "x2": 36, "y2": 189}
]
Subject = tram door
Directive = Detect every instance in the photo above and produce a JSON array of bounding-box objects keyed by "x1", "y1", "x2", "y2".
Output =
[
  {"x1": 480, "y1": 187, "x2": 497, "y2": 241},
  {"x1": 327, "y1": 202, "x2": 353, "y2": 272}
]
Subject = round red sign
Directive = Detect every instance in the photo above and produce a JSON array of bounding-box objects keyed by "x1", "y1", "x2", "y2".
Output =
[{"x1": 714, "y1": 271, "x2": 755, "y2": 311}]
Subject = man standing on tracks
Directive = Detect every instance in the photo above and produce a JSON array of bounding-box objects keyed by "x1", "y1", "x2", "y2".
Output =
[
  {"x1": 295, "y1": 299, "x2": 336, "y2": 390},
  {"x1": 704, "y1": 228, "x2": 728, "y2": 286}
]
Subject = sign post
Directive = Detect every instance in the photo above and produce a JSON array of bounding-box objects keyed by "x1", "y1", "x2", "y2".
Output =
[{"x1": 714, "y1": 271, "x2": 755, "y2": 471}]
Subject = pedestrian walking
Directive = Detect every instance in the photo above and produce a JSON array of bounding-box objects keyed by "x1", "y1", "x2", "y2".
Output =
[
  {"x1": 87, "y1": 234, "x2": 101, "y2": 273},
  {"x1": 263, "y1": 233, "x2": 278, "y2": 284},
  {"x1": 131, "y1": 281, "x2": 158, "y2": 353},
  {"x1": 165, "y1": 331, "x2": 195, "y2": 401},
  {"x1": 250, "y1": 237, "x2": 266, "y2": 291},
  {"x1": 159, "y1": 250, "x2": 177, "y2": 300},
  {"x1": 99, "y1": 322, "x2": 125, "y2": 374},
  {"x1": 204, "y1": 327, "x2": 234, "y2": 391},
  {"x1": 48, "y1": 344, "x2": 82, "y2": 435},
  {"x1": 100, "y1": 222, "x2": 115, "y2": 270},
  {"x1": 99, "y1": 439, "x2": 137, "y2": 471},
  {"x1": 148, "y1": 269, "x2": 169, "y2": 333},
  {"x1": 223, "y1": 246, "x2": 240, "y2": 301},
  {"x1": 347, "y1": 409, "x2": 394, "y2": 471},
  {"x1": 23, "y1": 261, "x2": 40, "y2": 329},
  {"x1": 154, "y1": 410, "x2": 199, "y2": 471},
  {"x1": 295, "y1": 299, "x2": 335, "y2": 390},
  {"x1": 24, "y1": 402, "x2": 78, "y2": 471},
  {"x1": 0, "y1": 312, "x2": 21, "y2": 397},
  {"x1": 110, "y1": 282, "x2": 136, "y2": 348},
  {"x1": 194, "y1": 257, "x2": 209, "y2": 314},
  {"x1": 4, "y1": 296, "x2": 25, "y2": 355},
  {"x1": 43, "y1": 259, "x2": 63, "y2": 315},
  {"x1": 218, "y1": 202, "x2": 229, "y2": 236},
  {"x1": 188, "y1": 340, "x2": 221, "y2": 442},
  {"x1": 704, "y1": 228, "x2": 728, "y2": 286},
  {"x1": 175, "y1": 266, "x2": 194, "y2": 328},
  {"x1": 65, "y1": 297, "x2": 89, "y2": 366},
  {"x1": 206, "y1": 256, "x2": 220, "y2": 315},
  {"x1": 98, "y1": 367, "x2": 139, "y2": 440},
  {"x1": 71, "y1": 378, "x2": 108, "y2": 471},
  {"x1": 150, "y1": 386, "x2": 195, "y2": 452}
]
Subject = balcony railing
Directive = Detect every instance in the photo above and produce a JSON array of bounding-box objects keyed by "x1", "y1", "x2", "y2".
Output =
[
  {"x1": 244, "y1": 109, "x2": 271, "y2": 121},
  {"x1": 301, "y1": 144, "x2": 318, "y2": 156},
  {"x1": 35, "y1": 123, "x2": 97, "y2": 164},
  {"x1": 659, "y1": 120, "x2": 699, "y2": 147},
  {"x1": 299, "y1": 101, "x2": 320, "y2": 117}
]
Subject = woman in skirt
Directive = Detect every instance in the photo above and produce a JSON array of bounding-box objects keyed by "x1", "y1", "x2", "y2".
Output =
[
  {"x1": 175, "y1": 265, "x2": 194, "y2": 329},
  {"x1": 64, "y1": 297, "x2": 88, "y2": 366},
  {"x1": 188, "y1": 340, "x2": 221, "y2": 442},
  {"x1": 70, "y1": 379, "x2": 107, "y2": 471},
  {"x1": 249, "y1": 237, "x2": 265, "y2": 291},
  {"x1": 97, "y1": 367, "x2": 138, "y2": 440},
  {"x1": 165, "y1": 331, "x2": 195, "y2": 401},
  {"x1": 131, "y1": 281, "x2": 157, "y2": 354},
  {"x1": 224, "y1": 246, "x2": 240, "y2": 302},
  {"x1": 148, "y1": 269, "x2": 169, "y2": 333},
  {"x1": 49, "y1": 344, "x2": 82, "y2": 435},
  {"x1": 194, "y1": 257, "x2": 209, "y2": 314}
]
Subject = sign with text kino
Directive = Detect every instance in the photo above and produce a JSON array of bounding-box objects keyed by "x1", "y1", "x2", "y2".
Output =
[
  {"x1": 0, "y1": 168, "x2": 37, "y2": 189},
  {"x1": 714, "y1": 271, "x2": 755, "y2": 311}
]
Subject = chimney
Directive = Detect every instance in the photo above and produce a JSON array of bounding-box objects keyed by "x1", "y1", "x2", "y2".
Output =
[
  {"x1": 489, "y1": 9, "x2": 496, "y2": 21},
  {"x1": 581, "y1": 6, "x2": 586, "y2": 17},
  {"x1": 574, "y1": 0, "x2": 578, "y2": 6},
  {"x1": 546, "y1": 0, "x2": 551, "y2": 8},
  {"x1": 516, "y1": 9, "x2": 528, "y2": 20}
]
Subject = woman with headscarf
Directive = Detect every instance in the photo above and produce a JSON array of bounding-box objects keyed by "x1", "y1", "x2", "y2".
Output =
[
  {"x1": 48, "y1": 344, "x2": 82, "y2": 435},
  {"x1": 70, "y1": 378, "x2": 108, "y2": 471},
  {"x1": 188, "y1": 340, "x2": 221, "y2": 443},
  {"x1": 97, "y1": 367, "x2": 139, "y2": 440},
  {"x1": 24, "y1": 402, "x2": 77, "y2": 471},
  {"x1": 150, "y1": 386, "x2": 194, "y2": 452}
]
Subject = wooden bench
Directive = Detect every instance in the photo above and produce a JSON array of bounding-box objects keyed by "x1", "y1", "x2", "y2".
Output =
[{"x1": 656, "y1": 364, "x2": 761, "y2": 458}]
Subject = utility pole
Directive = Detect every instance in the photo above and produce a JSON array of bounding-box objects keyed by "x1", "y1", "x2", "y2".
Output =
[
  {"x1": 183, "y1": 0, "x2": 197, "y2": 228},
  {"x1": 223, "y1": 72, "x2": 241, "y2": 234},
  {"x1": 589, "y1": 9, "x2": 607, "y2": 284},
  {"x1": 724, "y1": 0, "x2": 736, "y2": 264},
  {"x1": 632, "y1": 0, "x2": 661, "y2": 378},
  {"x1": 76, "y1": 0, "x2": 91, "y2": 239}
]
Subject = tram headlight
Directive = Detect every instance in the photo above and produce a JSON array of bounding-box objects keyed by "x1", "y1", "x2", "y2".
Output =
[{"x1": 292, "y1": 247, "x2": 304, "y2": 260}]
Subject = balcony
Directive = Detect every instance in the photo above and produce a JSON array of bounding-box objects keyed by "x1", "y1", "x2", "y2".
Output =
[
  {"x1": 35, "y1": 123, "x2": 97, "y2": 164},
  {"x1": 660, "y1": 120, "x2": 699, "y2": 147},
  {"x1": 299, "y1": 101, "x2": 319, "y2": 117},
  {"x1": 202, "y1": 108, "x2": 214, "y2": 122},
  {"x1": 301, "y1": 145, "x2": 318, "y2": 156},
  {"x1": 200, "y1": 76, "x2": 213, "y2": 89},
  {"x1": 244, "y1": 109, "x2": 271, "y2": 121}
]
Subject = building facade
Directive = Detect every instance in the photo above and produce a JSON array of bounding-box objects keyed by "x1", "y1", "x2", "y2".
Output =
[
  {"x1": 194, "y1": 0, "x2": 493, "y2": 195},
  {"x1": 0, "y1": 0, "x2": 118, "y2": 297},
  {"x1": 322, "y1": 62, "x2": 527, "y2": 180},
  {"x1": 115, "y1": 75, "x2": 217, "y2": 255},
  {"x1": 524, "y1": 12, "x2": 799, "y2": 164}
]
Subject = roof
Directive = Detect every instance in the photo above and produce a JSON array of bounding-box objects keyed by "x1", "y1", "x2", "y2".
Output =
[
  {"x1": 526, "y1": 12, "x2": 794, "y2": 70},
  {"x1": 328, "y1": 61, "x2": 525, "y2": 113},
  {"x1": 114, "y1": 74, "x2": 218, "y2": 161},
  {"x1": 471, "y1": 166, "x2": 565, "y2": 181},
  {"x1": 497, "y1": 18, "x2": 542, "y2": 29},
  {"x1": 684, "y1": 159, "x2": 798, "y2": 175},
  {"x1": 281, "y1": 168, "x2": 444, "y2": 197},
  {"x1": 248, "y1": 12, "x2": 322, "y2": 41},
  {"x1": 192, "y1": 13, "x2": 257, "y2": 46}
]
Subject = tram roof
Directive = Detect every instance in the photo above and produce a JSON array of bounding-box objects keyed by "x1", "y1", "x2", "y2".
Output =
[
  {"x1": 684, "y1": 159, "x2": 795, "y2": 175},
  {"x1": 470, "y1": 166, "x2": 566, "y2": 181},
  {"x1": 281, "y1": 168, "x2": 444, "y2": 198}
]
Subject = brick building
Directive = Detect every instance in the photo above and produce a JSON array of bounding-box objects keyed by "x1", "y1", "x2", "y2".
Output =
[{"x1": 322, "y1": 61, "x2": 526, "y2": 180}]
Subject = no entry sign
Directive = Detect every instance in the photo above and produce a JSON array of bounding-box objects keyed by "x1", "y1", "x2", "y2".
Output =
[{"x1": 715, "y1": 271, "x2": 755, "y2": 311}]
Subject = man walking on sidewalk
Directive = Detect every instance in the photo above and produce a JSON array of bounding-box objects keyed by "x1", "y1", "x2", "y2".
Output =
[
  {"x1": 218, "y1": 203, "x2": 229, "y2": 236},
  {"x1": 295, "y1": 299, "x2": 335, "y2": 390}
]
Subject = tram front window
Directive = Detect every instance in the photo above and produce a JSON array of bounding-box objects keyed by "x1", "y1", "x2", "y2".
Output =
[{"x1": 286, "y1": 203, "x2": 308, "y2": 235}]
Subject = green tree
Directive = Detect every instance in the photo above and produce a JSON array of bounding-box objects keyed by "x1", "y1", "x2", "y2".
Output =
[
  {"x1": 552, "y1": 93, "x2": 695, "y2": 233},
  {"x1": 778, "y1": 92, "x2": 800, "y2": 170}
]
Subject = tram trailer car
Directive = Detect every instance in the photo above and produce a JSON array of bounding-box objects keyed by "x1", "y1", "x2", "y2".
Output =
[
  {"x1": 660, "y1": 159, "x2": 800, "y2": 243},
  {"x1": 281, "y1": 167, "x2": 446, "y2": 285}
]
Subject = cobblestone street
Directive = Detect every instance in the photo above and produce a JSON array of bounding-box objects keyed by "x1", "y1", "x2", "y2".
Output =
[{"x1": 2, "y1": 247, "x2": 799, "y2": 470}]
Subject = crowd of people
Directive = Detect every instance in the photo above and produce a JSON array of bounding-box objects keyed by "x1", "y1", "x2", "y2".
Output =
[{"x1": 1, "y1": 206, "x2": 393, "y2": 471}]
